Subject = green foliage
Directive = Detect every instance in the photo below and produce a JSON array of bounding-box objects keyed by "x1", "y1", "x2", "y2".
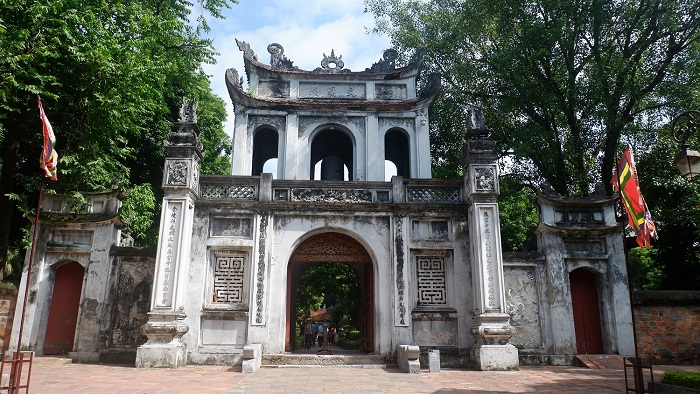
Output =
[
  {"x1": 627, "y1": 247, "x2": 663, "y2": 290},
  {"x1": 367, "y1": 0, "x2": 700, "y2": 197},
  {"x1": 0, "y1": 0, "x2": 235, "y2": 275},
  {"x1": 340, "y1": 330, "x2": 361, "y2": 341},
  {"x1": 429, "y1": 95, "x2": 467, "y2": 179},
  {"x1": 337, "y1": 333, "x2": 362, "y2": 351},
  {"x1": 660, "y1": 371, "x2": 700, "y2": 390},
  {"x1": 120, "y1": 183, "x2": 156, "y2": 246},
  {"x1": 296, "y1": 263, "x2": 361, "y2": 327},
  {"x1": 634, "y1": 134, "x2": 700, "y2": 290},
  {"x1": 498, "y1": 177, "x2": 539, "y2": 252}
]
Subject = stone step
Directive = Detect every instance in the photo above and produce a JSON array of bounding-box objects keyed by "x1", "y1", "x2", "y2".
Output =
[
  {"x1": 262, "y1": 354, "x2": 395, "y2": 368},
  {"x1": 574, "y1": 354, "x2": 625, "y2": 369}
]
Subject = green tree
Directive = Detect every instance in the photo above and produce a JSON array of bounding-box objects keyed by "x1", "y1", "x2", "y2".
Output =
[
  {"x1": 297, "y1": 263, "x2": 362, "y2": 327},
  {"x1": 0, "y1": 0, "x2": 234, "y2": 274},
  {"x1": 633, "y1": 132, "x2": 700, "y2": 289},
  {"x1": 367, "y1": 0, "x2": 700, "y2": 196},
  {"x1": 498, "y1": 177, "x2": 539, "y2": 252}
]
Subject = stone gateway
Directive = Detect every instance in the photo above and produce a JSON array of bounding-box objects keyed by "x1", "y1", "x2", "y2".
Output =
[{"x1": 10, "y1": 42, "x2": 635, "y2": 370}]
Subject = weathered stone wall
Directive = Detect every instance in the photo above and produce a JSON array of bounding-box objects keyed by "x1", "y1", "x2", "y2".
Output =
[
  {"x1": 99, "y1": 247, "x2": 156, "y2": 363},
  {"x1": 0, "y1": 286, "x2": 18, "y2": 355},
  {"x1": 632, "y1": 291, "x2": 700, "y2": 365}
]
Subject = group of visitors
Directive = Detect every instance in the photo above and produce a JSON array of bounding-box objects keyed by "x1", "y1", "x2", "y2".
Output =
[{"x1": 303, "y1": 320, "x2": 339, "y2": 350}]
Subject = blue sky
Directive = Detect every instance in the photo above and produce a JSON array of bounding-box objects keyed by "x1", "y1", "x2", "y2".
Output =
[{"x1": 195, "y1": 0, "x2": 392, "y2": 133}]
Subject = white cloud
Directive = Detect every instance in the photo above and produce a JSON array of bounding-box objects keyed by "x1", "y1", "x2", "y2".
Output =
[{"x1": 200, "y1": 1, "x2": 391, "y2": 135}]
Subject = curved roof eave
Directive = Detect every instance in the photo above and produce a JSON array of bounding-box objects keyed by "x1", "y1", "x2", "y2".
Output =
[{"x1": 225, "y1": 68, "x2": 441, "y2": 111}]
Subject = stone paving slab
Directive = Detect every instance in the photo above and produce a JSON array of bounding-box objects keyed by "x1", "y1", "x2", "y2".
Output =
[{"x1": 23, "y1": 356, "x2": 700, "y2": 394}]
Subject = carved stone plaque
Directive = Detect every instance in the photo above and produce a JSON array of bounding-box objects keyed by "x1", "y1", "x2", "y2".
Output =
[
  {"x1": 375, "y1": 84, "x2": 407, "y2": 100},
  {"x1": 299, "y1": 82, "x2": 366, "y2": 99},
  {"x1": 504, "y1": 265, "x2": 542, "y2": 349},
  {"x1": 258, "y1": 80, "x2": 290, "y2": 98}
]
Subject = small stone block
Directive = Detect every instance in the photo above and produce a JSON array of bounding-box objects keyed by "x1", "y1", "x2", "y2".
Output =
[{"x1": 429, "y1": 350, "x2": 440, "y2": 373}]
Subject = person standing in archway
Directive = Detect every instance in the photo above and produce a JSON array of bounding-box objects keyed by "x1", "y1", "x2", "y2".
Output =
[{"x1": 304, "y1": 319, "x2": 314, "y2": 350}]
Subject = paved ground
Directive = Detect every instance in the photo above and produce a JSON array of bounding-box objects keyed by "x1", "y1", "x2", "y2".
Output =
[{"x1": 18, "y1": 356, "x2": 700, "y2": 394}]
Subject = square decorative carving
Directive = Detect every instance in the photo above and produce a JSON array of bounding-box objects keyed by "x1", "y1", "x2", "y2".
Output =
[
  {"x1": 416, "y1": 256, "x2": 447, "y2": 305},
  {"x1": 211, "y1": 251, "x2": 246, "y2": 304},
  {"x1": 274, "y1": 188, "x2": 290, "y2": 201}
]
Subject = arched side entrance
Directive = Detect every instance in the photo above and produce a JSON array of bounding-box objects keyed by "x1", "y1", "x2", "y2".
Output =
[
  {"x1": 285, "y1": 232, "x2": 374, "y2": 352},
  {"x1": 44, "y1": 261, "x2": 85, "y2": 355},
  {"x1": 570, "y1": 268, "x2": 604, "y2": 354}
]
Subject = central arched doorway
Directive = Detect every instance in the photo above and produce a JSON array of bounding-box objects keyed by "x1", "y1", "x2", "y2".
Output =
[{"x1": 285, "y1": 232, "x2": 374, "y2": 352}]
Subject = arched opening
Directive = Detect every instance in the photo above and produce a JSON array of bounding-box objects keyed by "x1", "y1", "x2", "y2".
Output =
[
  {"x1": 310, "y1": 128, "x2": 353, "y2": 180},
  {"x1": 44, "y1": 261, "x2": 85, "y2": 355},
  {"x1": 252, "y1": 127, "x2": 279, "y2": 176},
  {"x1": 570, "y1": 268, "x2": 604, "y2": 354},
  {"x1": 384, "y1": 161, "x2": 397, "y2": 181},
  {"x1": 285, "y1": 232, "x2": 374, "y2": 353},
  {"x1": 263, "y1": 158, "x2": 278, "y2": 178},
  {"x1": 384, "y1": 129, "x2": 410, "y2": 178}
]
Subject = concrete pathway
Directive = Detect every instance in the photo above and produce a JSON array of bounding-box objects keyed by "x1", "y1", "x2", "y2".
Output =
[{"x1": 22, "y1": 356, "x2": 700, "y2": 393}]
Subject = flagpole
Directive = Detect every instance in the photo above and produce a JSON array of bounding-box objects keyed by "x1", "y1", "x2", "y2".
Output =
[
  {"x1": 8, "y1": 182, "x2": 44, "y2": 393},
  {"x1": 614, "y1": 148, "x2": 644, "y2": 394}
]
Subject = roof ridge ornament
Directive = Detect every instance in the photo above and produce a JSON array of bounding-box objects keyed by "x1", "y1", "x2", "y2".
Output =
[
  {"x1": 315, "y1": 49, "x2": 350, "y2": 73},
  {"x1": 236, "y1": 39, "x2": 258, "y2": 61},
  {"x1": 366, "y1": 49, "x2": 398, "y2": 72},
  {"x1": 178, "y1": 97, "x2": 197, "y2": 124},
  {"x1": 268, "y1": 43, "x2": 298, "y2": 70}
]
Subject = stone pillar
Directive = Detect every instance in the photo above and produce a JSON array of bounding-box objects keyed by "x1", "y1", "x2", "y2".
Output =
[
  {"x1": 365, "y1": 113, "x2": 382, "y2": 181},
  {"x1": 463, "y1": 111, "x2": 518, "y2": 371},
  {"x1": 415, "y1": 107, "x2": 432, "y2": 178},
  {"x1": 136, "y1": 99, "x2": 202, "y2": 368}
]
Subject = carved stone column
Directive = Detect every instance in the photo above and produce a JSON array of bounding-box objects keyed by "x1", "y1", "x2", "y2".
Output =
[
  {"x1": 463, "y1": 110, "x2": 518, "y2": 370},
  {"x1": 136, "y1": 99, "x2": 202, "y2": 368}
]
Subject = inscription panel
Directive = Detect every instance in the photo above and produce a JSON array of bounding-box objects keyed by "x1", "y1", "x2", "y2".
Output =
[
  {"x1": 210, "y1": 217, "x2": 253, "y2": 238},
  {"x1": 299, "y1": 82, "x2": 366, "y2": 99},
  {"x1": 258, "y1": 80, "x2": 290, "y2": 98},
  {"x1": 201, "y1": 319, "x2": 246, "y2": 345},
  {"x1": 411, "y1": 220, "x2": 449, "y2": 241},
  {"x1": 375, "y1": 84, "x2": 407, "y2": 100}
]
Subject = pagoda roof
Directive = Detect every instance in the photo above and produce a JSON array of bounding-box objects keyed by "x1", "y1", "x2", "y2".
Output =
[{"x1": 225, "y1": 40, "x2": 440, "y2": 110}]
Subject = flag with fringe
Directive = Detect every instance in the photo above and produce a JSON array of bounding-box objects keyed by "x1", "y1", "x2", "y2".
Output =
[
  {"x1": 38, "y1": 96, "x2": 58, "y2": 180},
  {"x1": 612, "y1": 145, "x2": 657, "y2": 247}
]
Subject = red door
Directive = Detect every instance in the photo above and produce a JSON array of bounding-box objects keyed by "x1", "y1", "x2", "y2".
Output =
[
  {"x1": 44, "y1": 262, "x2": 84, "y2": 355},
  {"x1": 570, "y1": 268, "x2": 604, "y2": 354}
]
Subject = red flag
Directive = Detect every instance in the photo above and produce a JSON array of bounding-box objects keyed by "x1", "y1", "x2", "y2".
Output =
[
  {"x1": 38, "y1": 96, "x2": 58, "y2": 180},
  {"x1": 612, "y1": 145, "x2": 657, "y2": 247}
]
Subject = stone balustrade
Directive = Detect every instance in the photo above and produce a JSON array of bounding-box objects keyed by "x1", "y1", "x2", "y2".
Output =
[{"x1": 198, "y1": 175, "x2": 464, "y2": 205}]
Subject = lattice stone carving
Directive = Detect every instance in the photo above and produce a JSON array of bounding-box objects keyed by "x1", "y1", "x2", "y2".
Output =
[
  {"x1": 200, "y1": 185, "x2": 256, "y2": 200},
  {"x1": 212, "y1": 252, "x2": 246, "y2": 304},
  {"x1": 290, "y1": 233, "x2": 370, "y2": 263},
  {"x1": 416, "y1": 256, "x2": 447, "y2": 305},
  {"x1": 407, "y1": 187, "x2": 461, "y2": 203}
]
